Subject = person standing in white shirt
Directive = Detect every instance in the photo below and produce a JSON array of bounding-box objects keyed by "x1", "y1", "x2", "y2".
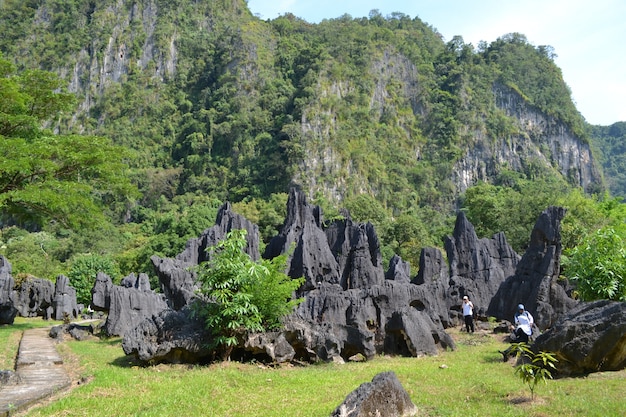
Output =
[{"x1": 462, "y1": 295, "x2": 475, "y2": 333}]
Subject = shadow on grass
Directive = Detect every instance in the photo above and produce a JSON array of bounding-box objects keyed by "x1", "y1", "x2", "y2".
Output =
[{"x1": 110, "y1": 354, "x2": 143, "y2": 368}]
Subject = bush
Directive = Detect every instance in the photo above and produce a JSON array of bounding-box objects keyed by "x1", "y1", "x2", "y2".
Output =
[{"x1": 193, "y1": 229, "x2": 304, "y2": 360}]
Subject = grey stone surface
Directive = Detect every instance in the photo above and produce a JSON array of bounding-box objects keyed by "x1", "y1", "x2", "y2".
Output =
[
  {"x1": 532, "y1": 300, "x2": 626, "y2": 376},
  {"x1": 0, "y1": 327, "x2": 71, "y2": 416},
  {"x1": 13, "y1": 278, "x2": 55, "y2": 319},
  {"x1": 488, "y1": 206, "x2": 578, "y2": 329},
  {"x1": 103, "y1": 280, "x2": 168, "y2": 337},
  {"x1": 331, "y1": 371, "x2": 417, "y2": 417},
  {"x1": 0, "y1": 255, "x2": 17, "y2": 325},
  {"x1": 53, "y1": 275, "x2": 79, "y2": 321},
  {"x1": 122, "y1": 306, "x2": 213, "y2": 363},
  {"x1": 444, "y1": 212, "x2": 519, "y2": 318}
]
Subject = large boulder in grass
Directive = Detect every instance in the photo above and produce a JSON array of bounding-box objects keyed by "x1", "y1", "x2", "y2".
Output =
[
  {"x1": 102, "y1": 274, "x2": 168, "y2": 337},
  {"x1": 532, "y1": 300, "x2": 626, "y2": 377},
  {"x1": 0, "y1": 256, "x2": 17, "y2": 325},
  {"x1": 122, "y1": 306, "x2": 213, "y2": 364},
  {"x1": 488, "y1": 206, "x2": 578, "y2": 329},
  {"x1": 331, "y1": 371, "x2": 417, "y2": 417}
]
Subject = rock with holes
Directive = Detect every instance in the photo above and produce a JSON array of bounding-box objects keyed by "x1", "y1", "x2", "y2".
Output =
[{"x1": 13, "y1": 277, "x2": 55, "y2": 319}]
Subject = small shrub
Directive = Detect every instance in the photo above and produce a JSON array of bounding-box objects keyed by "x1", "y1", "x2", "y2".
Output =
[{"x1": 511, "y1": 342, "x2": 558, "y2": 400}]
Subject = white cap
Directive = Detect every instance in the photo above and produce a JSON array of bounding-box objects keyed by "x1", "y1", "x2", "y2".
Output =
[{"x1": 463, "y1": 296, "x2": 468, "y2": 300}]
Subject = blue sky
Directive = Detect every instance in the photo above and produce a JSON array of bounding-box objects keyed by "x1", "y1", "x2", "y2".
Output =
[{"x1": 247, "y1": 0, "x2": 626, "y2": 125}]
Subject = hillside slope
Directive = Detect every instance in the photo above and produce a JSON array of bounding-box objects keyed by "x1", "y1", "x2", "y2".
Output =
[{"x1": 0, "y1": 0, "x2": 604, "y2": 213}]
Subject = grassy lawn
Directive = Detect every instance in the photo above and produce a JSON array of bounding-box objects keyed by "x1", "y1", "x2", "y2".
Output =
[{"x1": 5, "y1": 320, "x2": 626, "y2": 416}]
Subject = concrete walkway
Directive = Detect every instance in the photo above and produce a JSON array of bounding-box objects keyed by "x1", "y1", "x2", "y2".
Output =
[{"x1": 0, "y1": 327, "x2": 71, "y2": 416}]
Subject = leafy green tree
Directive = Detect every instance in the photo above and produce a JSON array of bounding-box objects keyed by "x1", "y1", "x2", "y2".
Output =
[
  {"x1": 562, "y1": 225, "x2": 626, "y2": 301},
  {"x1": 194, "y1": 229, "x2": 303, "y2": 360},
  {"x1": 0, "y1": 227, "x2": 66, "y2": 280},
  {"x1": 0, "y1": 53, "x2": 138, "y2": 230},
  {"x1": 68, "y1": 253, "x2": 121, "y2": 306}
]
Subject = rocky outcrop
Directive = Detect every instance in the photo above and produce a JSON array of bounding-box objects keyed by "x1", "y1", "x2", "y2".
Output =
[
  {"x1": 488, "y1": 206, "x2": 578, "y2": 329},
  {"x1": 0, "y1": 256, "x2": 17, "y2": 325},
  {"x1": 532, "y1": 300, "x2": 626, "y2": 376},
  {"x1": 13, "y1": 277, "x2": 55, "y2": 319},
  {"x1": 331, "y1": 371, "x2": 417, "y2": 417},
  {"x1": 263, "y1": 188, "x2": 341, "y2": 291},
  {"x1": 151, "y1": 202, "x2": 261, "y2": 310},
  {"x1": 1, "y1": 260, "x2": 79, "y2": 322},
  {"x1": 326, "y1": 217, "x2": 385, "y2": 290},
  {"x1": 122, "y1": 306, "x2": 213, "y2": 363},
  {"x1": 92, "y1": 273, "x2": 168, "y2": 337},
  {"x1": 52, "y1": 275, "x2": 79, "y2": 321},
  {"x1": 444, "y1": 212, "x2": 520, "y2": 318},
  {"x1": 454, "y1": 84, "x2": 603, "y2": 196},
  {"x1": 91, "y1": 272, "x2": 114, "y2": 311}
]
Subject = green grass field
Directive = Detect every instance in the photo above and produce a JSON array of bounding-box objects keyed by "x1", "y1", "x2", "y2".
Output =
[{"x1": 3, "y1": 320, "x2": 625, "y2": 416}]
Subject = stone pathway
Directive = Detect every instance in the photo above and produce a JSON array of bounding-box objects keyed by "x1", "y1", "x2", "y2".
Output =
[{"x1": 0, "y1": 327, "x2": 71, "y2": 416}]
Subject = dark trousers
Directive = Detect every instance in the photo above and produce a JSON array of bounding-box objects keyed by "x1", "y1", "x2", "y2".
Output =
[
  {"x1": 464, "y1": 315, "x2": 475, "y2": 333},
  {"x1": 514, "y1": 327, "x2": 529, "y2": 343}
]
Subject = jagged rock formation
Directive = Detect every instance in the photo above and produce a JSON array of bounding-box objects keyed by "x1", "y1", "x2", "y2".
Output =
[
  {"x1": 91, "y1": 272, "x2": 167, "y2": 337},
  {"x1": 13, "y1": 278, "x2": 56, "y2": 319},
  {"x1": 0, "y1": 259, "x2": 80, "y2": 322},
  {"x1": 331, "y1": 371, "x2": 417, "y2": 417},
  {"x1": 52, "y1": 275, "x2": 79, "y2": 321},
  {"x1": 532, "y1": 300, "x2": 626, "y2": 376},
  {"x1": 0, "y1": 256, "x2": 17, "y2": 325},
  {"x1": 124, "y1": 189, "x2": 457, "y2": 363},
  {"x1": 121, "y1": 191, "x2": 613, "y2": 374},
  {"x1": 263, "y1": 188, "x2": 341, "y2": 291},
  {"x1": 151, "y1": 202, "x2": 261, "y2": 310},
  {"x1": 488, "y1": 206, "x2": 578, "y2": 329},
  {"x1": 443, "y1": 212, "x2": 520, "y2": 318}
]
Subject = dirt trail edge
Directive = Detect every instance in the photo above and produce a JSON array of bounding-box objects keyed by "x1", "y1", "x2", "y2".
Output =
[{"x1": 0, "y1": 327, "x2": 71, "y2": 416}]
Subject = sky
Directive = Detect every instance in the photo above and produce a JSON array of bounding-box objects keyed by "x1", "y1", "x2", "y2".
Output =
[{"x1": 247, "y1": 0, "x2": 626, "y2": 125}]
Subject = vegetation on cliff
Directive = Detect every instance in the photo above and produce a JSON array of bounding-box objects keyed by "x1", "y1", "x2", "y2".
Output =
[{"x1": 0, "y1": 1, "x2": 622, "y2": 293}]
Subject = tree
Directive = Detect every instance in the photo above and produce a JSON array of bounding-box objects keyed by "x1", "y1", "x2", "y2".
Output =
[
  {"x1": 193, "y1": 229, "x2": 303, "y2": 360},
  {"x1": 562, "y1": 225, "x2": 626, "y2": 301},
  {"x1": 0, "y1": 53, "x2": 138, "y2": 230},
  {"x1": 67, "y1": 254, "x2": 120, "y2": 306}
]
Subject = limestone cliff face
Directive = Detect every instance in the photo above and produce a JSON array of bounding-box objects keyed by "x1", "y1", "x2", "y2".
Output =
[
  {"x1": 9, "y1": 0, "x2": 603, "y2": 205},
  {"x1": 453, "y1": 84, "x2": 602, "y2": 194}
]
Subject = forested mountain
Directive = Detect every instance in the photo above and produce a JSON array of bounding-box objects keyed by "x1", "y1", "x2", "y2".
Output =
[{"x1": 0, "y1": 0, "x2": 621, "y2": 283}]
